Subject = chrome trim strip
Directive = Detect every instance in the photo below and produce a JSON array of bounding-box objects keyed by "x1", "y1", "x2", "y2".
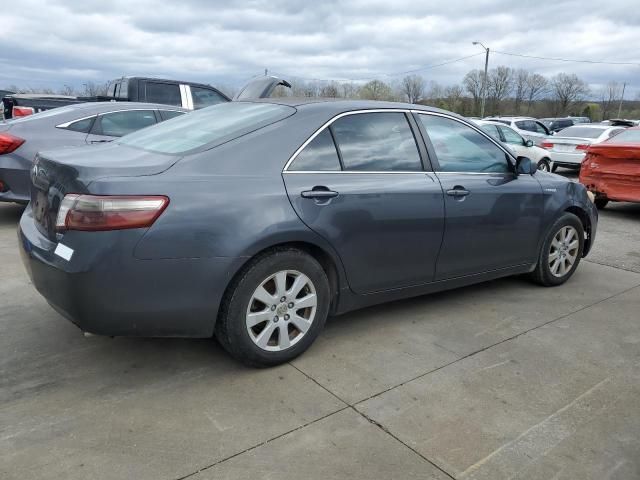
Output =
[
  {"x1": 183, "y1": 84, "x2": 194, "y2": 110},
  {"x1": 283, "y1": 170, "x2": 427, "y2": 175}
]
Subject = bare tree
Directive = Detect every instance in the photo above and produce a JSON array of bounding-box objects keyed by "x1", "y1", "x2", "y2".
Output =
[
  {"x1": 340, "y1": 82, "x2": 357, "y2": 99},
  {"x1": 524, "y1": 73, "x2": 548, "y2": 114},
  {"x1": 550, "y1": 73, "x2": 590, "y2": 115},
  {"x1": 59, "y1": 84, "x2": 76, "y2": 96},
  {"x1": 401, "y1": 74, "x2": 425, "y2": 104},
  {"x1": 359, "y1": 80, "x2": 392, "y2": 100},
  {"x1": 513, "y1": 69, "x2": 530, "y2": 114},
  {"x1": 462, "y1": 69, "x2": 484, "y2": 116},
  {"x1": 445, "y1": 85, "x2": 464, "y2": 113},
  {"x1": 599, "y1": 81, "x2": 622, "y2": 120},
  {"x1": 487, "y1": 66, "x2": 513, "y2": 115},
  {"x1": 320, "y1": 82, "x2": 339, "y2": 98}
]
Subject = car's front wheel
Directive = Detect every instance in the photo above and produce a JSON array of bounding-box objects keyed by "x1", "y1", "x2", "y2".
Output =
[
  {"x1": 215, "y1": 248, "x2": 330, "y2": 367},
  {"x1": 530, "y1": 213, "x2": 584, "y2": 287}
]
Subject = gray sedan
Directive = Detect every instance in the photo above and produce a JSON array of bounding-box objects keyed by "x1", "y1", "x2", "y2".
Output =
[
  {"x1": 0, "y1": 102, "x2": 186, "y2": 203},
  {"x1": 19, "y1": 99, "x2": 598, "y2": 367}
]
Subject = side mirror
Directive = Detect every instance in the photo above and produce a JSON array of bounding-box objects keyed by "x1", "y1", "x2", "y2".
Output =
[
  {"x1": 525, "y1": 139, "x2": 534, "y2": 147},
  {"x1": 516, "y1": 156, "x2": 537, "y2": 175}
]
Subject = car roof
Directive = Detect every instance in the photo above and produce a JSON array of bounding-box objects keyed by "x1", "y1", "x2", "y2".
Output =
[{"x1": 245, "y1": 97, "x2": 464, "y2": 118}]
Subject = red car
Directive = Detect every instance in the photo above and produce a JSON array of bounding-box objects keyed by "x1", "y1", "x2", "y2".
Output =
[{"x1": 580, "y1": 127, "x2": 640, "y2": 209}]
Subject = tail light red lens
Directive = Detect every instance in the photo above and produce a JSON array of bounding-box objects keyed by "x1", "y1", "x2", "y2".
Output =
[
  {"x1": 540, "y1": 141, "x2": 553, "y2": 149},
  {"x1": 12, "y1": 106, "x2": 35, "y2": 118},
  {"x1": 56, "y1": 195, "x2": 169, "y2": 231},
  {"x1": 575, "y1": 144, "x2": 589, "y2": 151},
  {"x1": 0, "y1": 133, "x2": 26, "y2": 154}
]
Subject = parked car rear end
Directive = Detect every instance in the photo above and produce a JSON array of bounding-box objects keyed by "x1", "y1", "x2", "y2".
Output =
[{"x1": 580, "y1": 127, "x2": 640, "y2": 208}]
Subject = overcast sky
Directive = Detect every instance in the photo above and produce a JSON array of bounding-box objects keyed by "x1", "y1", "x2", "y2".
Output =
[{"x1": 2, "y1": 0, "x2": 639, "y2": 97}]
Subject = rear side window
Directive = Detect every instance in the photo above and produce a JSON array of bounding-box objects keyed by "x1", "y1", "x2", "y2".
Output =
[
  {"x1": 420, "y1": 114, "x2": 510, "y2": 173},
  {"x1": 62, "y1": 116, "x2": 95, "y2": 133},
  {"x1": 145, "y1": 82, "x2": 182, "y2": 106},
  {"x1": 479, "y1": 124, "x2": 501, "y2": 141},
  {"x1": 190, "y1": 86, "x2": 227, "y2": 109},
  {"x1": 119, "y1": 103, "x2": 295, "y2": 154},
  {"x1": 94, "y1": 110, "x2": 156, "y2": 137},
  {"x1": 330, "y1": 112, "x2": 422, "y2": 171},
  {"x1": 499, "y1": 126, "x2": 523, "y2": 144},
  {"x1": 289, "y1": 129, "x2": 341, "y2": 171},
  {"x1": 159, "y1": 110, "x2": 185, "y2": 121}
]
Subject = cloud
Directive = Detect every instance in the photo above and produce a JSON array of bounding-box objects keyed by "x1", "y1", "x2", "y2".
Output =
[{"x1": 0, "y1": 0, "x2": 638, "y2": 96}]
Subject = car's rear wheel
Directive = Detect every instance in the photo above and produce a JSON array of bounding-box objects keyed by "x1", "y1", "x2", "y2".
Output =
[
  {"x1": 537, "y1": 158, "x2": 551, "y2": 172},
  {"x1": 530, "y1": 213, "x2": 584, "y2": 287},
  {"x1": 594, "y1": 198, "x2": 609, "y2": 209},
  {"x1": 215, "y1": 248, "x2": 330, "y2": 367}
]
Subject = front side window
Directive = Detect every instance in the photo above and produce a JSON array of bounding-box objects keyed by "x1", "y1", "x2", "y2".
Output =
[
  {"x1": 190, "y1": 86, "x2": 227, "y2": 109},
  {"x1": 499, "y1": 126, "x2": 524, "y2": 145},
  {"x1": 480, "y1": 124, "x2": 501, "y2": 141},
  {"x1": 419, "y1": 115, "x2": 511, "y2": 173},
  {"x1": 330, "y1": 112, "x2": 422, "y2": 171},
  {"x1": 289, "y1": 128, "x2": 341, "y2": 171},
  {"x1": 515, "y1": 120, "x2": 535, "y2": 132},
  {"x1": 94, "y1": 110, "x2": 156, "y2": 137},
  {"x1": 145, "y1": 82, "x2": 182, "y2": 106}
]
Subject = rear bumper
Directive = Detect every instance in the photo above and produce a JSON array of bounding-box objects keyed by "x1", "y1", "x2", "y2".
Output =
[
  {"x1": 580, "y1": 172, "x2": 640, "y2": 203},
  {"x1": 548, "y1": 151, "x2": 585, "y2": 166},
  {"x1": 19, "y1": 205, "x2": 245, "y2": 337}
]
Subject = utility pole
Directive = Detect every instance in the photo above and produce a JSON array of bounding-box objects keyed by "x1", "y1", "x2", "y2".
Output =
[
  {"x1": 473, "y1": 42, "x2": 490, "y2": 118},
  {"x1": 617, "y1": 82, "x2": 626, "y2": 118}
]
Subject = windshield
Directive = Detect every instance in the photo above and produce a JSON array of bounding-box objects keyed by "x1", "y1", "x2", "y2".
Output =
[
  {"x1": 119, "y1": 102, "x2": 295, "y2": 154},
  {"x1": 556, "y1": 126, "x2": 606, "y2": 139},
  {"x1": 607, "y1": 129, "x2": 640, "y2": 144}
]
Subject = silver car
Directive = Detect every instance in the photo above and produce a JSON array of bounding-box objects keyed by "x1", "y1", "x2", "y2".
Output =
[
  {"x1": 0, "y1": 102, "x2": 187, "y2": 203},
  {"x1": 541, "y1": 124, "x2": 626, "y2": 171}
]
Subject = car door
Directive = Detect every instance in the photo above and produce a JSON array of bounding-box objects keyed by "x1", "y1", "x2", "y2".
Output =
[
  {"x1": 416, "y1": 113, "x2": 543, "y2": 280},
  {"x1": 85, "y1": 110, "x2": 158, "y2": 143},
  {"x1": 283, "y1": 110, "x2": 445, "y2": 294}
]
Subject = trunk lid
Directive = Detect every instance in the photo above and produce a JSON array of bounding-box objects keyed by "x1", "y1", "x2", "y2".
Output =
[
  {"x1": 547, "y1": 137, "x2": 593, "y2": 153},
  {"x1": 30, "y1": 143, "x2": 179, "y2": 240}
]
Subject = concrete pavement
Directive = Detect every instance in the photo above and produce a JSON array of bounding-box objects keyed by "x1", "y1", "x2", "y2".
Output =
[{"x1": 1, "y1": 200, "x2": 639, "y2": 480}]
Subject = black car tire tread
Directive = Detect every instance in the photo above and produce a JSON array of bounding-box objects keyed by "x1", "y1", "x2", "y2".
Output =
[
  {"x1": 215, "y1": 247, "x2": 330, "y2": 367},
  {"x1": 530, "y1": 212, "x2": 584, "y2": 287}
]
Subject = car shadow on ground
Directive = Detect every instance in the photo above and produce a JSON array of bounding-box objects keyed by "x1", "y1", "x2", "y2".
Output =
[{"x1": 0, "y1": 203, "x2": 25, "y2": 226}]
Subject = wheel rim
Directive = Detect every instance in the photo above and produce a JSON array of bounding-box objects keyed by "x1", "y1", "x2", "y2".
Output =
[
  {"x1": 538, "y1": 161, "x2": 549, "y2": 171},
  {"x1": 548, "y1": 226, "x2": 579, "y2": 278},
  {"x1": 246, "y1": 270, "x2": 317, "y2": 352}
]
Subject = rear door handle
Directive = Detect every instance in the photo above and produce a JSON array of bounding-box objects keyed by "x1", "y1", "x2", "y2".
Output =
[
  {"x1": 446, "y1": 187, "x2": 470, "y2": 197},
  {"x1": 301, "y1": 188, "x2": 339, "y2": 199}
]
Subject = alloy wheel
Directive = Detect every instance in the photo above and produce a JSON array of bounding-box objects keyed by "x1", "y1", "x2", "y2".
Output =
[
  {"x1": 548, "y1": 226, "x2": 579, "y2": 278},
  {"x1": 245, "y1": 270, "x2": 317, "y2": 351}
]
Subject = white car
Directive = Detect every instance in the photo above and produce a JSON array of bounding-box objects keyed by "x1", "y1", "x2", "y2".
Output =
[
  {"x1": 474, "y1": 120, "x2": 554, "y2": 171},
  {"x1": 541, "y1": 124, "x2": 626, "y2": 171},
  {"x1": 483, "y1": 116, "x2": 551, "y2": 146}
]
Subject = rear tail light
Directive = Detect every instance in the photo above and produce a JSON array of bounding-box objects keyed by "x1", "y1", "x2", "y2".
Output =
[
  {"x1": 12, "y1": 106, "x2": 35, "y2": 118},
  {"x1": 56, "y1": 194, "x2": 169, "y2": 231},
  {"x1": 575, "y1": 144, "x2": 589, "y2": 151},
  {"x1": 0, "y1": 133, "x2": 26, "y2": 154},
  {"x1": 540, "y1": 141, "x2": 553, "y2": 149}
]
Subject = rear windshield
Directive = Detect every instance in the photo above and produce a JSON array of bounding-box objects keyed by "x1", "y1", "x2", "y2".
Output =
[
  {"x1": 556, "y1": 126, "x2": 605, "y2": 139},
  {"x1": 607, "y1": 129, "x2": 640, "y2": 144},
  {"x1": 118, "y1": 102, "x2": 294, "y2": 154}
]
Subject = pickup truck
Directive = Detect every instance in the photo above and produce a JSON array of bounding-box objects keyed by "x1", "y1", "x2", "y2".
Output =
[{"x1": 2, "y1": 76, "x2": 290, "y2": 119}]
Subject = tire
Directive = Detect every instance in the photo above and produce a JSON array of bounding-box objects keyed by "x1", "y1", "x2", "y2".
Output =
[
  {"x1": 551, "y1": 164, "x2": 559, "y2": 173},
  {"x1": 537, "y1": 158, "x2": 551, "y2": 172},
  {"x1": 215, "y1": 248, "x2": 330, "y2": 367},
  {"x1": 530, "y1": 213, "x2": 584, "y2": 287},
  {"x1": 594, "y1": 198, "x2": 609, "y2": 210}
]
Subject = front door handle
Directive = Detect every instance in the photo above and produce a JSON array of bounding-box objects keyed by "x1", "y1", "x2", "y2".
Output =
[
  {"x1": 301, "y1": 187, "x2": 339, "y2": 199},
  {"x1": 446, "y1": 186, "x2": 470, "y2": 197}
]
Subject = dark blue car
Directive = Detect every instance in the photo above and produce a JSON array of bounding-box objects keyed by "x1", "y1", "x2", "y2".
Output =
[{"x1": 19, "y1": 99, "x2": 598, "y2": 366}]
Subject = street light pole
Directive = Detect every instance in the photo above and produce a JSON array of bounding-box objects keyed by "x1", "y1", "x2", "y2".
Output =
[{"x1": 473, "y1": 42, "x2": 490, "y2": 118}]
